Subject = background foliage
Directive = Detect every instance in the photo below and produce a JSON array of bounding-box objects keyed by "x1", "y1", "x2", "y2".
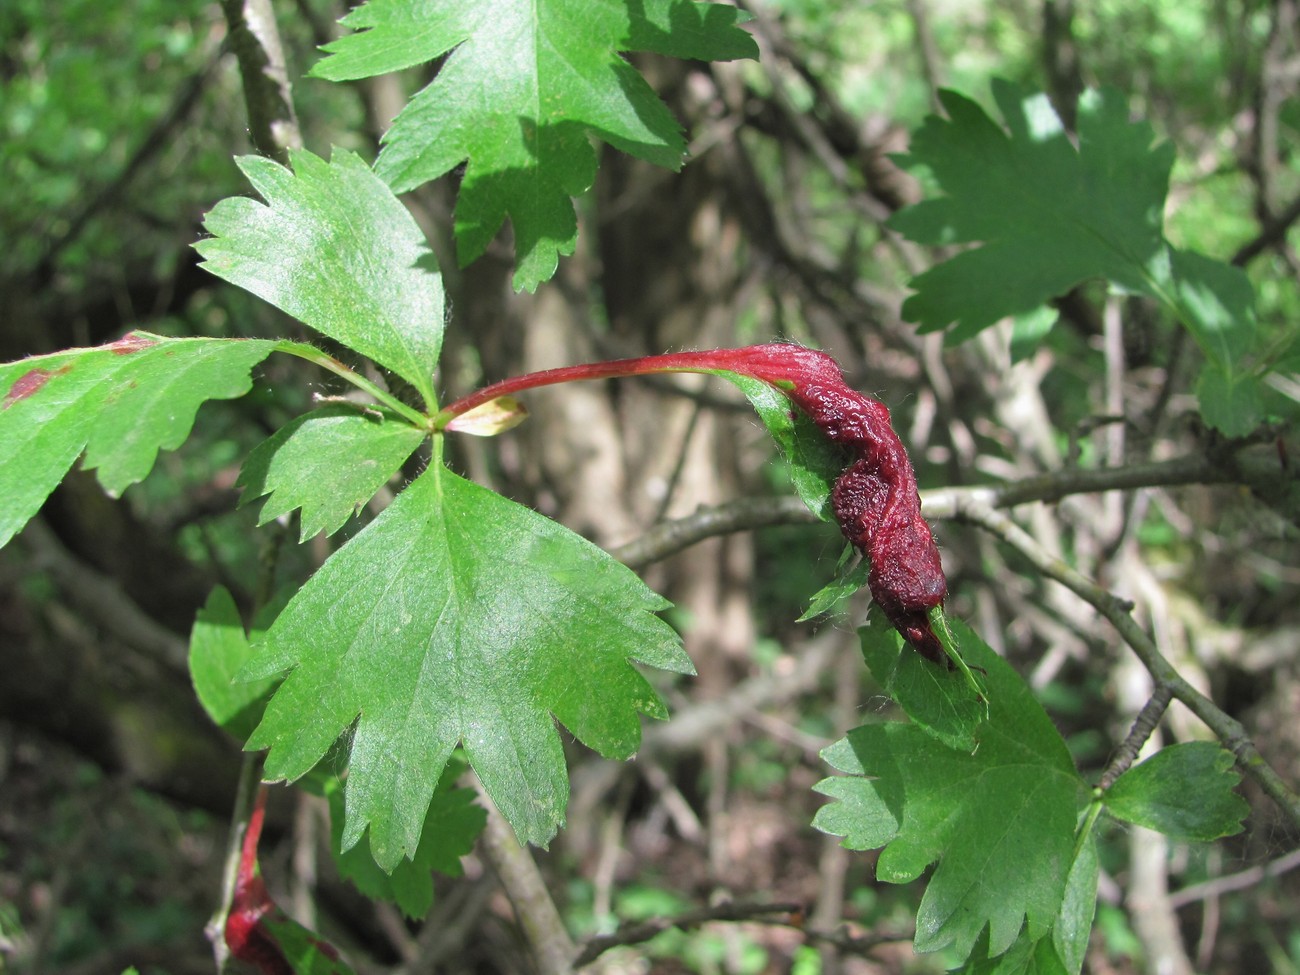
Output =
[{"x1": 2, "y1": 0, "x2": 1299, "y2": 973}]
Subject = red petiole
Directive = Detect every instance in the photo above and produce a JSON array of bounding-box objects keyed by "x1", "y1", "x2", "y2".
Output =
[{"x1": 438, "y1": 343, "x2": 950, "y2": 662}]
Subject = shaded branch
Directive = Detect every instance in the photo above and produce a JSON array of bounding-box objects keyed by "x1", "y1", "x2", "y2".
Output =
[
  {"x1": 218, "y1": 0, "x2": 302, "y2": 163},
  {"x1": 1098, "y1": 684, "x2": 1174, "y2": 791},
  {"x1": 19, "y1": 517, "x2": 188, "y2": 673},
  {"x1": 469, "y1": 776, "x2": 576, "y2": 975},
  {"x1": 1170, "y1": 847, "x2": 1300, "y2": 909},
  {"x1": 612, "y1": 444, "x2": 1294, "y2": 570},
  {"x1": 950, "y1": 497, "x2": 1300, "y2": 831},
  {"x1": 574, "y1": 901, "x2": 802, "y2": 968}
]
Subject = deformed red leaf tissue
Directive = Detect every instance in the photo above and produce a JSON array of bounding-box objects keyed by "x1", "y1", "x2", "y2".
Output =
[{"x1": 442, "y1": 343, "x2": 948, "y2": 660}]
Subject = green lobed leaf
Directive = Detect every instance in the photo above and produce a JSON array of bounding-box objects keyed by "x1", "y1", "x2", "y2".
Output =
[
  {"x1": 858, "y1": 613, "x2": 988, "y2": 753},
  {"x1": 241, "y1": 455, "x2": 693, "y2": 870},
  {"x1": 955, "y1": 829, "x2": 1097, "y2": 973},
  {"x1": 196, "y1": 148, "x2": 444, "y2": 406},
  {"x1": 237, "y1": 404, "x2": 427, "y2": 540},
  {"x1": 1104, "y1": 741, "x2": 1248, "y2": 841},
  {"x1": 889, "y1": 81, "x2": 1172, "y2": 341},
  {"x1": 322, "y1": 758, "x2": 485, "y2": 917},
  {"x1": 311, "y1": 0, "x2": 757, "y2": 291},
  {"x1": 0, "y1": 332, "x2": 275, "y2": 550},
  {"x1": 815, "y1": 625, "x2": 1086, "y2": 961},
  {"x1": 189, "y1": 587, "x2": 280, "y2": 741}
]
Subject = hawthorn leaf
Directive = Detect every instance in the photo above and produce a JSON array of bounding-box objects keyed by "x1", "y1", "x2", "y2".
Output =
[
  {"x1": 814, "y1": 625, "x2": 1085, "y2": 961},
  {"x1": 1196, "y1": 364, "x2": 1264, "y2": 438},
  {"x1": 189, "y1": 587, "x2": 279, "y2": 741},
  {"x1": 0, "y1": 332, "x2": 274, "y2": 550},
  {"x1": 321, "y1": 759, "x2": 485, "y2": 918},
  {"x1": 1161, "y1": 248, "x2": 1259, "y2": 374},
  {"x1": 196, "y1": 148, "x2": 444, "y2": 407},
  {"x1": 859, "y1": 614, "x2": 987, "y2": 753},
  {"x1": 798, "y1": 551, "x2": 870, "y2": 621},
  {"x1": 242, "y1": 459, "x2": 692, "y2": 870},
  {"x1": 311, "y1": 0, "x2": 757, "y2": 291},
  {"x1": 1104, "y1": 741, "x2": 1248, "y2": 841},
  {"x1": 723, "y1": 372, "x2": 845, "y2": 520},
  {"x1": 237, "y1": 405, "x2": 427, "y2": 540},
  {"x1": 890, "y1": 81, "x2": 1172, "y2": 341}
]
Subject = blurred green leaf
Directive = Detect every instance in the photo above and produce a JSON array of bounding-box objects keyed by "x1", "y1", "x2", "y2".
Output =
[
  {"x1": 189, "y1": 586, "x2": 278, "y2": 740},
  {"x1": 889, "y1": 81, "x2": 1171, "y2": 341},
  {"x1": 323, "y1": 756, "x2": 485, "y2": 916}
]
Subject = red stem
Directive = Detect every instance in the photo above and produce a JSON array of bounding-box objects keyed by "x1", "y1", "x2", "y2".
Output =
[
  {"x1": 439, "y1": 343, "x2": 949, "y2": 662},
  {"x1": 436, "y1": 345, "x2": 823, "y2": 423}
]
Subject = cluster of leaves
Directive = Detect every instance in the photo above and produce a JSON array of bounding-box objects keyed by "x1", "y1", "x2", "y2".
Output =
[
  {"x1": 813, "y1": 616, "x2": 1246, "y2": 973},
  {"x1": 310, "y1": 0, "x2": 757, "y2": 290},
  {"x1": 0, "y1": 2, "x2": 1267, "y2": 970},
  {"x1": 889, "y1": 79, "x2": 1297, "y2": 437}
]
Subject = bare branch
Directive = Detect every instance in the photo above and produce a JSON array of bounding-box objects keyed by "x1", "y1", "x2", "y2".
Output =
[
  {"x1": 1170, "y1": 847, "x2": 1300, "y2": 909},
  {"x1": 950, "y1": 497, "x2": 1300, "y2": 831},
  {"x1": 1098, "y1": 685, "x2": 1175, "y2": 791},
  {"x1": 574, "y1": 901, "x2": 802, "y2": 968},
  {"x1": 469, "y1": 776, "x2": 577, "y2": 975},
  {"x1": 218, "y1": 0, "x2": 302, "y2": 163},
  {"x1": 612, "y1": 444, "x2": 1294, "y2": 571}
]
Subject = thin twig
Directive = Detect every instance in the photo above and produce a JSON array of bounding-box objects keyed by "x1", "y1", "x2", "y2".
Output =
[
  {"x1": 218, "y1": 0, "x2": 302, "y2": 163},
  {"x1": 1098, "y1": 684, "x2": 1175, "y2": 791},
  {"x1": 1169, "y1": 847, "x2": 1300, "y2": 909},
  {"x1": 574, "y1": 901, "x2": 802, "y2": 967},
  {"x1": 611, "y1": 444, "x2": 1293, "y2": 570},
  {"x1": 469, "y1": 775, "x2": 577, "y2": 975},
  {"x1": 951, "y1": 497, "x2": 1300, "y2": 831}
]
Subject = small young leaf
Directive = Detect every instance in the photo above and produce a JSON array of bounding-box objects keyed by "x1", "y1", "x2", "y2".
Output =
[
  {"x1": 1104, "y1": 741, "x2": 1248, "y2": 841},
  {"x1": 0, "y1": 332, "x2": 275, "y2": 549},
  {"x1": 312, "y1": 0, "x2": 757, "y2": 290},
  {"x1": 321, "y1": 761, "x2": 485, "y2": 917},
  {"x1": 237, "y1": 405, "x2": 427, "y2": 540},
  {"x1": 722, "y1": 371, "x2": 845, "y2": 521},
  {"x1": 815, "y1": 625, "x2": 1086, "y2": 961},
  {"x1": 241, "y1": 457, "x2": 692, "y2": 870},
  {"x1": 442, "y1": 395, "x2": 529, "y2": 436},
  {"x1": 196, "y1": 148, "x2": 444, "y2": 407},
  {"x1": 189, "y1": 587, "x2": 279, "y2": 740},
  {"x1": 798, "y1": 550, "x2": 870, "y2": 621}
]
